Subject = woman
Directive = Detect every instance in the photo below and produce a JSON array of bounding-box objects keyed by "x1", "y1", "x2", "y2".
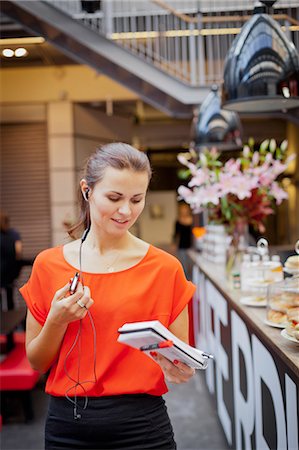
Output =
[
  {"x1": 1, "y1": 210, "x2": 23, "y2": 310},
  {"x1": 173, "y1": 202, "x2": 193, "y2": 279},
  {"x1": 20, "y1": 143, "x2": 196, "y2": 449}
]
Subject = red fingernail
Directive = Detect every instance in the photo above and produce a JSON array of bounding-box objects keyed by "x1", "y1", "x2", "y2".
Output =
[
  {"x1": 173, "y1": 360, "x2": 179, "y2": 365},
  {"x1": 150, "y1": 351, "x2": 157, "y2": 357}
]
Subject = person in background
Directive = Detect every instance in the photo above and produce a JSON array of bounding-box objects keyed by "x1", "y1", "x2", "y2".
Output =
[
  {"x1": 173, "y1": 202, "x2": 193, "y2": 279},
  {"x1": 0, "y1": 210, "x2": 22, "y2": 310},
  {"x1": 81, "y1": 1, "x2": 101, "y2": 14},
  {"x1": 20, "y1": 143, "x2": 196, "y2": 450}
]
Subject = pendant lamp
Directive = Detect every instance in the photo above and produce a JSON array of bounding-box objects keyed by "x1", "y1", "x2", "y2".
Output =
[
  {"x1": 221, "y1": 1, "x2": 299, "y2": 112},
  {"x1": 191, "y1": 85, "x2": 242, "y2": 151}
]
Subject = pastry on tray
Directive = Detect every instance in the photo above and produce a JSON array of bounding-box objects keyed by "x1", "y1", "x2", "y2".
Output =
[
  {"x1": 267, "y1": 309, "x2": 287, "y2": 324},
  {"x1": 284, "y1": 255, "x2": 299, "y2": 272},
  {"x1": 285, "y1": 307, "x2": 299, "y2": 341}
]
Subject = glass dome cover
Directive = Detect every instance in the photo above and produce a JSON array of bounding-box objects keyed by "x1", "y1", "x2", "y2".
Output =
[{"x1": 221, "y1": 13, "x2": 299, "y2": 112}]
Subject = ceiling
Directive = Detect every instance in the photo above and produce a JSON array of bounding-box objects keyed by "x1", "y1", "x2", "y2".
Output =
[
  {"x1": 1, "y1": 7, "x2": 298, "y2": 126},
  {"x1": 0, "y1": 12, "x2": 78, "y2": 67}
]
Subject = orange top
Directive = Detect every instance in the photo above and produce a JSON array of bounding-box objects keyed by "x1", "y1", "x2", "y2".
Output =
[{"x1": 20, "y1": 245, "x2": 196, "y2": 397}]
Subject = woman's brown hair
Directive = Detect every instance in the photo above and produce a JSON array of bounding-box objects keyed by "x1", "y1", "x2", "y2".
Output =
[{"x1": 68, "y1": 142, "x2": 152, "y2": 239}]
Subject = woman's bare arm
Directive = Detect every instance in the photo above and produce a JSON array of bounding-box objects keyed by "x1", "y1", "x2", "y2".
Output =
[
  {"x1": 152, "y1": 305, "x2": 195, "y2": 384},
  {"x1": 169, "y1": 304, "x2": 189, "y2": 344},
  {"x1": 26, "y1": 310, "x2": 68, "y2": 373},
  {"x1": 25, "y1": 283, "x2": 93, "y2": 373}
]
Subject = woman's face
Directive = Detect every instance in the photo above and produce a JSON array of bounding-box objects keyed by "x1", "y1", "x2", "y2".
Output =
[{"x1": 86, "y1": 167, "x2": 149, "y2": 236}]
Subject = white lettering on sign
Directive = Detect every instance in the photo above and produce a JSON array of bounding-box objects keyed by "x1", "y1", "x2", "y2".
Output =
[
  {"x1": 192, "y1": 265, "x2": 200, "y2": 349},
  {"x1": 206, "y1": 280, "x2": 232, "y2": 445},
  {"x1": 285, "y1": 374, "x2": 299, "y2": 450},
  {"x1": 231, "y1": 311, "x2": 254, "y2": 450},
  {"x1": 199, "y1": 271, "x2": 215, "y2": 395},
  {"x1": 195, "y1": 271, "x2": 298, "y2": 450},
  {"x1": 252, "y1": 335, "x2": 287, "y2": 450}
]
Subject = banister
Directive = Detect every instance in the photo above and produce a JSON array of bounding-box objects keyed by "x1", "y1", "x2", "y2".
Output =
[{"x1": 152, "y1": 0, "x2": 299, "y2": 26}]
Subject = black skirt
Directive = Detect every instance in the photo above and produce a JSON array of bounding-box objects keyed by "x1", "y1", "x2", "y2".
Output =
[{"x1": 45, "y1": 394, "x2": 177, "y2": 450}]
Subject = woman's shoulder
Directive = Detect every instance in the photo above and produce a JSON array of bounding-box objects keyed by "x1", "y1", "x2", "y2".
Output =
[
  {"x1": 149, "y1": 245, "x2": 181, "y2": 268},
  {"x1": 33, "y1": 245, "x2": 64, "y2": 267},
  {"x1": 130, "y1": 235, "x2": 180, "y2": 270}
]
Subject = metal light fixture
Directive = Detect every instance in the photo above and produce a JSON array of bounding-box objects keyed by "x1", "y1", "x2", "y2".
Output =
[
  {"x1": 191, "y1": 85, "x2": 243, "y2": 151},
  {"x1": 222, "y1": 1, "x2": 299, "y2": 113}
]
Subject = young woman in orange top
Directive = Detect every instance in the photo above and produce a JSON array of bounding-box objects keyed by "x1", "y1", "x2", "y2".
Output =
[{"x1": 20, "y1": 142, "x2": 196, "y2": 449}]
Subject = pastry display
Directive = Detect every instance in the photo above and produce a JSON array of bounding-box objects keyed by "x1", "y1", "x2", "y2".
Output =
[
  {"x1": 285, "y1": 307, "x2": 299, "y2": 341},
  {"x1": 267, "y1": 309, "x2": 287, "y2": 324},
  {"x1": 284, "y1": 255, "x2": 299, "y2": 272},
  {"x1": 266, "y1": 277, "x2": 299, "y2": 327}
]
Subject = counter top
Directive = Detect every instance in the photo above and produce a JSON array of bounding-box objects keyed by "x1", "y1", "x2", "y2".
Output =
[{"x1": 188, "y1": 250, "x2": 299, "y2": 375}]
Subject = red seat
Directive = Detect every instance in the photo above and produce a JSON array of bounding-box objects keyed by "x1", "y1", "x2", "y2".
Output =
[
  {"x1": 0, "y1": 341, "x2": 39, "y2": 391},
  {"x1": 0, "y1": 331, "x2": 25, "y2": 345}
]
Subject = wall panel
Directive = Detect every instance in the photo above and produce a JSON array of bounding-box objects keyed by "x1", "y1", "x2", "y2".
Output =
[{"x1": 0, "y1": 122, "x2": 51, "y2": 259}]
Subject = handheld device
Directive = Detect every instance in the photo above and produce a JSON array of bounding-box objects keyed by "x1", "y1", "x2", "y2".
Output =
[{"x1": 69, "y1": 272, "x2": 80, "y2": 294}]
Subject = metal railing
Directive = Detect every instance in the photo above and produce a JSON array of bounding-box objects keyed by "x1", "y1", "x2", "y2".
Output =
[{"x1": 48, "y1": 0, "x2": 299, "y2": 87}]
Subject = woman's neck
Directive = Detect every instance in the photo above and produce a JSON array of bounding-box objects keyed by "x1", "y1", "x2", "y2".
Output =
[{"x1": 84, "y1": 229, "x2": 131, "y2": 254}]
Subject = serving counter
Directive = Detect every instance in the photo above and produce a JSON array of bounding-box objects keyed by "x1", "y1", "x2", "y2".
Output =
[{"x1": 188, "y1": 250, "x2": 298, "y2": 450}]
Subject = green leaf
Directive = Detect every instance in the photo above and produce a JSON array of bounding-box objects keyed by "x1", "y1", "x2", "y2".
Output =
[
  {"x1": 210, "y1": 160, "x2": 222, "y2": 167},
  {"x1": 177, "y1": 169, "x2": 190, "y2": 180},
  {"x1": 220, "y1": 196, "x2": 232, "y2": 220},
  {"x1": 221, "y1": 196, "x2": 228, "y2": 209},
  {"x1": 225, "y1": 208, "x2": 232, "y2": 220},
  {"x1": 248, "y1": 137, "x2": 255, "y2": 148},
  {"x1": 276, "y1": 149, "x2": 282, "y2": 160},
  {"x1": 230, "y1": 203, "x2": 243, "y2": 212}
]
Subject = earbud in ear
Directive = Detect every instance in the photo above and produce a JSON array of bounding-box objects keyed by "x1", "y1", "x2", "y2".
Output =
[{"x1": 83, "y1": 188, "x2": 90, "y2": 202}]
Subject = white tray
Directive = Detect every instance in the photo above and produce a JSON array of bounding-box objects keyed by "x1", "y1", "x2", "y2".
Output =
[
  {"x1": 264, "y1": 319, "x2": 287, "y2": 329},
  {"x1": 283, "y1": 267, "x2": 299, "y2": 275},
  {"x1": 240, "y1": 296, "x2": 267, "y2": 307},
  {"x1": 280, "y1": 328, "x2": 299, "y2": 344}
]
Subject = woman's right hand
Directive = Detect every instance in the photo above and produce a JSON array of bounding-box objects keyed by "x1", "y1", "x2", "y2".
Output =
[{"x1": 47, "y1": 281, "x2": 94, "y2": 326}]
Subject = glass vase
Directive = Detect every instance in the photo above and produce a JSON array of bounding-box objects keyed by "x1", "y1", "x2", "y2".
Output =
[{"x1": 226, "y1": 219, "x2": 248, "y2": 289}]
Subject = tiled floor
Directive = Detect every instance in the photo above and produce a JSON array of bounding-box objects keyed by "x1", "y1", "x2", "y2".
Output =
[{"x1": 2, "y1": 372, "x2": 228, "y2": 450}]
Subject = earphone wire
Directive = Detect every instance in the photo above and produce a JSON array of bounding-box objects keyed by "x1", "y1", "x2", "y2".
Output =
[{"x1": 64, "y1": 224, "x2": 98, "y2": 419}]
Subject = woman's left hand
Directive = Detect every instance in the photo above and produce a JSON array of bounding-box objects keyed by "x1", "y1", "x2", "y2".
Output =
[{"x1": 151, "y1": 353, "x2": 195, "y2": 384}]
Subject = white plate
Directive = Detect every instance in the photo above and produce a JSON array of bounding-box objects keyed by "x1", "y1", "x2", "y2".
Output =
[
  {"x1": 250, "y1": 280, "x2": 270, "y2": 288},
  {"x1": 283, "y1": 287, "x2": 299, "y2": 294},
  {"x1": 281, "y1": 328, "x2": 299, "y2": 344},
  {"x1": 283, "y1": 267, "x2": 299, "y2": 275},
  {"x1": 263, "y1": 319, "x2": 287, "y2": 329},
  {"x1": 240, "y1": 296, "x2": 267, "y2": 307}
]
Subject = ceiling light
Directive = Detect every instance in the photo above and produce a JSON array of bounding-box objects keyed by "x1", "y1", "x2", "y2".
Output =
[
  {"x1": 2, "y1": 48, "x2": 14, "y2": 57},
  {"x1": 14, "y1": 47, "x2": 28, "y2": 57},
  {"x1": 221, "y1": 2, "x2": 299, "y2": 113},
  {"x1": 191, "y1": 85, "x2": 243, "y2": 151},
  {"x1": 0, "y1": 37, "x2": 45, "y2": 45}
]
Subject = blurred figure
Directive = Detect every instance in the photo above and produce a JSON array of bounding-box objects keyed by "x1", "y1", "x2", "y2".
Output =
[
  {"x1": 81, "y1": 1, "x2": 101, "y2": 13},
  {"x1": 173, "y1": 203, "x2": 193, "y2": 279},
  {"x1": 0, "y1": 210, "x2": 22, "y2": 310}
]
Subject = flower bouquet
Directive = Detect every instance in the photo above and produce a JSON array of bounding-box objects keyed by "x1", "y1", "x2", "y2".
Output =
[
  {"x1": 177, "y1": 138, "x2": 294, "y2": 236},
  {"x1": 177, "y1": 138, "x2": 295, "y2": 278}
]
